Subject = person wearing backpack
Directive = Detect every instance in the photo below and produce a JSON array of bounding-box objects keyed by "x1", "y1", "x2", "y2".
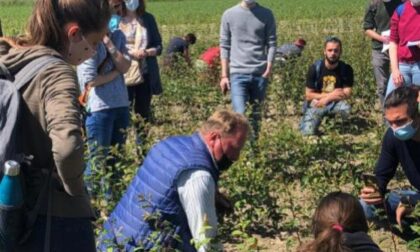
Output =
[
  {"x1": 386, "y1": 0, "x2": 420, "y2": 96},
  {"x1": 299, "y1": 37, "x2": 354, "y2": 135},
  {"x1": 0, "y1": 0, "x2": 111, "y2": 251},
  {"x1": 363, "y1": 0, "x2": 402, "y2": 107}
]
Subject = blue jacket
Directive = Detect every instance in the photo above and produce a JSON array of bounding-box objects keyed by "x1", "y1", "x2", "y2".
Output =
[{"x1": 98, "y1": 133, "x2": 219, "y2": 251}]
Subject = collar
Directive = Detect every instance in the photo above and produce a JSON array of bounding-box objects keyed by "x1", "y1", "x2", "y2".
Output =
[{"x1": 198, "y1": 132, "x2": 219, "y2": 170}]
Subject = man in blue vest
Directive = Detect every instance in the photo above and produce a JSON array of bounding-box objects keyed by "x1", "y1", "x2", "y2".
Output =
[
  {"x1": 299, "y1": 36, "x2": 354, "y2": 135},
  {"x1": 97, "y1": 110, "x2": 249, "y2": 251}
]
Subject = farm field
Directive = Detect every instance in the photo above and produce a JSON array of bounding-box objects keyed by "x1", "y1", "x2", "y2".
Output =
[{"x1": 1, "y1": 0, "x2": 419, "y2": 251}]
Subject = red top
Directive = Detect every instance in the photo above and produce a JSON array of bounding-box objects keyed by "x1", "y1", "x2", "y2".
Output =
[
  {"x1": 390, "y1": 2, "x2": 420, "y2": 62},
  {"x1": 200, "y1": 47, "x2": 220, "y2": 67}
]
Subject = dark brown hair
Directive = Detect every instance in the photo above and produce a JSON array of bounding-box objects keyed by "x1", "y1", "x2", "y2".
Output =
[
  {"x1": 385, "y1": 86, "x2": 420, "y2": 119},
  {"x1": 298, "y1": 192, "x2": 369, "y2": 252},
  {"x1": 24, "y1": 0, "x2": 111, "y2": 51}
]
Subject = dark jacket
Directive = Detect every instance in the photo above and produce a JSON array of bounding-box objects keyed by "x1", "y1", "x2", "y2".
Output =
[
  {"x1": 140, "y1": 12, "x2": 163, "y2": 95},
  {"x1": 343, "y1": 231, "x2": 382, "y2": 252},
  {"x1": 98, "y1": 133, "x2": 219, "y2": 251}
]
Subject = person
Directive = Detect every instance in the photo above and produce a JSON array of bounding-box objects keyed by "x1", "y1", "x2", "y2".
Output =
[
  {"x1": 0, "y1": 0, "x2": 110, "y2": 251},
  {"x1": 275, "y1": 37, "x2": 306, "y2": 63},
  {"x1": 298, "y1": 192, "x2": 381, "y2": 252},
  {"x1": 360, "y1": 86, "x2": 420, "y2": 241},
  {"x1": 386, "y1": 0, "x2": 420, "y2": 96},
  {"x1": 97, "y1": 110, "x2": 249, "y2": 252},
  {"x1": 77, "y1": 0, "x2": 131, "y2": 200},
  {"x1": 196, "y1": 46, "x2": 221, "y2": 84},
  {"x1": 363, "y1": 0, "x2": 402, "y2": 106},
  {"x1": 165, "y1": 33, "x2": 197, "y2": 67},
  {"x1": 299, "y1": 36, "x2": 354, "y2": 135},
  {"x1": 122, "y1": 0, "x2": 163, "y2": 122},
  {"x1": 220, "y1": 0, "x2": 277, "y2": 138}
]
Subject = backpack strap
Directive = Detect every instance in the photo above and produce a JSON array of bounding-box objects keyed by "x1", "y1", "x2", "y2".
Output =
[
  {"x1": 13, "y1": 56, "x2": 62, "y2": 90},
  {"x1": 396, "y1": 3, "x2": 405, "y2": 18},
  {"x1": 0, "y1": 61, "x2": 13, "y2": 81}
]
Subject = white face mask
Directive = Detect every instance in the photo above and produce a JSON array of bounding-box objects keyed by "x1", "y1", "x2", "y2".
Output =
[
  {"x1": 125, "y1": 0, "x2": 139, "y2": 11},
  {"x1": 411, "y1": 0, "x2": 420, "y2": 6},
  {"x1": 244, "y1": 0, "x2": 257, "y2": 5}
]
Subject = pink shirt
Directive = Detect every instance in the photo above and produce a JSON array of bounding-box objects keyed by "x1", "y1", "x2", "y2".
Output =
[{"x1": 390, "y1": 2, "x2": 420, "y2": 62}]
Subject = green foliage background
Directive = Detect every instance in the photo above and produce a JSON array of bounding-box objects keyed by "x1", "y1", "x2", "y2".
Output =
[{"x1": 1, "y1": 0, "x2": 419, "y2": 251}]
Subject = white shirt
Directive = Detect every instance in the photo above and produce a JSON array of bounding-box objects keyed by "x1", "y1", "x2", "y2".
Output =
[{"x1": 177, "y1": 169, "x2": 222, "y2": 251}]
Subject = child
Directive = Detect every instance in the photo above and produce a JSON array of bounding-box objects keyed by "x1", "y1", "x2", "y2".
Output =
[{"x1": 298, "y1": 192, "x2": 382, "y2": 252}]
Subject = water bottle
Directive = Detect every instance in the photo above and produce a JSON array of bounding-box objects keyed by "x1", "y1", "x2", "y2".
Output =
[
  {"x1": 0, "y1": 160, "x2": 24, "y2": 251},
  {"x1": 0, "y1": 160, "x2": 23, "y2": 207}
]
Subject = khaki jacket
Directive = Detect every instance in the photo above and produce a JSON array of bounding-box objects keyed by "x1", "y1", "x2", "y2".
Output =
[{"x1": 0, "y1": 45, "x2": 94, "y2": 218}]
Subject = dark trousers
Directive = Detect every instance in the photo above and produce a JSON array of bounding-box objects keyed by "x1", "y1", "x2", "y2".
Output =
[
  {"x1": 16, "y1": 216, "x2": 95, "y2": 252},
  {"x1": 127, "y1": 74, "x2": 153, "y2": 122}
]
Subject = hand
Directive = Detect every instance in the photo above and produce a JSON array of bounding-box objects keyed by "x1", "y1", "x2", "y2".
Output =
[
  {"x1": 392, "y1": 69, "x2": 404, "y2": 87},
  {"x1": 360, "y1": 187, "x2": 383, "y2": 205},
  {"x1": 220, "y1": 77, "x2": 230, "y2": 95},
  {"x1": 315, "y1": 97, "x2": 330, "y2": 107},
  {"x1": 132, "y1": 49, "x2": 147, "y2": 60},
  {"x1": 381, "y1": 35, "x2": 390, "y2": 44},
  {"x1": 262, "y1": 68, "x2": 272, "y2": 79},
  {"x1": 396, "y1": 202, "x2": 409, "y2": 226},
  {"x1": 331, "y1": 88, "x2": 346, "y2": 100},
  {"x1": 103, "y1": 35, "x2": 112, "y2": 47},
  {"x1": 215, "y1": 191, "x2": 234, "y2": 216}
]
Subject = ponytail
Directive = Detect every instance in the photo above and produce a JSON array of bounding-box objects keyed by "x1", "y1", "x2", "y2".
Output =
[{"x1": 24, "y1": 0, "x2": 110, "y2": 51}]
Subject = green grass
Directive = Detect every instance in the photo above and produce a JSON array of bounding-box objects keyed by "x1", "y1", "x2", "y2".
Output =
[{"x1": 1, "y1": 0, "x2": 418, "y2": 251}]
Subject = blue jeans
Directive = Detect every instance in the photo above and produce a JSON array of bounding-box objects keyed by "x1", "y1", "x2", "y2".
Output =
[
  {"x1": 386, "y1": 62, "x2": 420, "y2": 97},
  {"x1": 299, "y1": 100, "x2": 351, "y2": 135},
  {"x1": 360, "y1": 190, "x2": 420, "y2": 241},
  {"x1": 16, "y1": 216, "x2": 95, "y2": 252},
  {"x1": 85, "y1": 107, "x2": 129, "y2": 198},
  {"x1": 230, "y1": 74, "x2": 268, "y2": 137}
]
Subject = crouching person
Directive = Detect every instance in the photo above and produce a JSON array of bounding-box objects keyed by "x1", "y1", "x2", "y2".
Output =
[
  {"x1": 300, "y1": 37, "x2": 354, "y2": 135},
  {"x1": 97, "y1": 110, "x2": 249, "y2": 251},
  {"x1": 360, "y1": 86, "x2": 420, "y2": 241}
]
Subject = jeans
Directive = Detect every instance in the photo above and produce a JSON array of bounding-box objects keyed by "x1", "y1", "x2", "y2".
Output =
[
  {"x1": 127, "y1": 73, "x2": 153, "y2": 122},
  {"x1": 299, "y1": 100, "x2": 351, "y2": 135},
  {"x1": 386, "y1": 62, "x2": 420, "y2": 97},
  {"x1": 360, "y1": 190, "x2": 420, "y2": 241},
  {"x1": 16, "y1": 216, "x2": 95, "y2": 252},
  {"x1": 85, "y1": 106, "x2": 129, "y2": 198},
  {"x1": 230, "y1": 73, "x2": 268, "y2": 137},
  {"x1": 371, "y1": 50, "x2": 390, "y2": 106}
]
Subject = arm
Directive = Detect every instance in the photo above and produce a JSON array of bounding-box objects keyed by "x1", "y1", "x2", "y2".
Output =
[
  {"x1": 103, "y1": 35, "x2": 130, "y2": 74},
  {"x1": 220, "y1": 12, "x2": 231, "y2": 94},
  {"x1": 389, "y1": 11, "x2": 404, "y2": 86},
  {"x1": 144, "y1": 14, "x2": 163, "y2": 57},
  {"x1": 42, "y1": 64, "x2": 86, "y2": 196},
  {"x1": 363, "y1": 3, "x2": 389, "y2": 43},
  {"x1": 183, "y1": 48, "x2": 192, "y2": 66},
  {"x1": 263, "y1": 11, "x2": 277, "y2": 78},
  {"x1": 177, "y1": 170, "x2": 221, "y2": 252}
]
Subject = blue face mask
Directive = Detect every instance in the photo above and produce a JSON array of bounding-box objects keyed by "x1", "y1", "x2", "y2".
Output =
[
  {"x1": 393, "y1": 120, "x2": 417, "y2": 141},
  {"x1": 125, "y1": 0, "x2": 139, "y2": 11},
  {"x1": 108, "y1": 14, "x2": 121, "y2": 33}
]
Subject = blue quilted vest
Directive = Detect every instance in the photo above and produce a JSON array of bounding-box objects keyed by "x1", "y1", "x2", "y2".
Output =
[{"x1": 98, "y1": 133, "x2": 219, "y2": 251}]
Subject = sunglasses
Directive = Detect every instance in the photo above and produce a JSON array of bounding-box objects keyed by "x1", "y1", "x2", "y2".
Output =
[{"x1": 112, "y1": 3, "x2": 122, "y2": 9}]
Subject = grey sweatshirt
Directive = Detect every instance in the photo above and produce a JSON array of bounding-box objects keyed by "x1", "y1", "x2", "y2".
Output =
[{"x1": 220, "y1": 3, "x2": 277, "y2": 75}]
